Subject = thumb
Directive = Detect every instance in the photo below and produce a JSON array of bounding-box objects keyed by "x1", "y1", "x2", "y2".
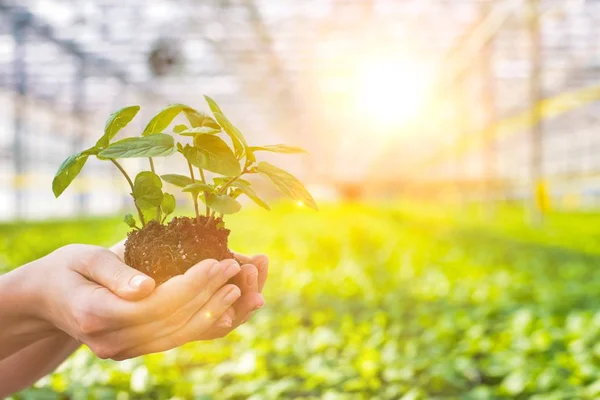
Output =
[{"x1": 77, "y1": 247, "x2": 156, "y2": 301}]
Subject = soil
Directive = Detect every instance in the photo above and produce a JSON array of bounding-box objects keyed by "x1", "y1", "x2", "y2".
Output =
[{"x1": 124, "y1": 216, "x2": 234, "y2": 284}]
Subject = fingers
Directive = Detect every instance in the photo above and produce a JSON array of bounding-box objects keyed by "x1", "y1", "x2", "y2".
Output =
[
  {"x1": 75, "y1": 246, "x2": 155, "y2": 301},
  {"x1": 90, "y1": 259, "x2": 241, "y2": 348},
  {"x1": 230, "y1": 264, "x2": 260, "y2": 324},
  {"x1": 251, "y1": 255, "x2": 269, "y2": 293},
  {"x1": 233, "y1": 252, "x2": 269, "y2": 293},
  {"x1": 109, "y1": 240, "x2": 126, "y2": 261},
  {"x1": 89, "y1": 258, "x2": 240, "y2": 326},
  {"x1": 202, "y1": 292, "x2": 264, "y2": 340},
  {"x1": 112, "y1": 285, "x2": 241, "y2": 360}
]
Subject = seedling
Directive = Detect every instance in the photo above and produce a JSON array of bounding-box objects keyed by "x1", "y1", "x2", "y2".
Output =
[{"x1": 53, "y1": 96, "x2": 316, "y2": 283}]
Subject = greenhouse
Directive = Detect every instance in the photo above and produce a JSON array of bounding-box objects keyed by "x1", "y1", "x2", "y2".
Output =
[{"x1": 1, "y1": 0, "x2": 600, "y2": 398}]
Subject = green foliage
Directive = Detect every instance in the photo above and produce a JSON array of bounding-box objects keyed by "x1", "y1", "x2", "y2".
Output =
[
  {"x1": 160, "y1": 193, "x2": 176, "y2": 217},
  {"x1": 204, "y1": 95, "x2": 247, "y2": 158},
  {"x1": 132, "y1": 171, "x2": 163, "y2": 211},
  {"x1": 160, "y1": 174, "x2": 194, "y2": 188},
  {"x1": 189, "y1": 135, "x2": 241, "y2": 176},
  {"x1": 98, "y1": 106, "x2": 141, "y2": 148},
  {"x1": 205, "y1": 193, "x2": 242, "y2": 215},
  {"x1": 255, "y1": 161, "x2": 317, "y2": 210},
  {"x1": 142, "y1": 104, "x2": 191, "y2": 136},
  {"x1": 228, "y1": 180, "x2": 270, "y2": 210},
  {"x1": 177, "y1": 126, "x2": 221, "y2": 136},
  {"x1": 182, "y1": 183, "x2": 214, "y2": 194},
  {"x1": 99, "y1": 134, "x2": 176, "y2": 159},
  {"x1": 123, "y1": 213, "x2": 137, "y2": 228},
  {"x1": 51, "y1": 96, "x2": 316, "y2": 228},
  {"x1": 172, "y1": 124, "x2": 188, "y2": 133},
  {"x1": 7, "y1": 205, "x2": 600, "y2": 398},
  {"x1": 248, "y1": 144, "x2": 307, "y2": 154},
  {"x1": 51, "y1": 152, "x2": 90, "y2": 198}
]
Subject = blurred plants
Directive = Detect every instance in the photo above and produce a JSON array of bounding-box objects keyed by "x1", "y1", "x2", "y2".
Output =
[{"x1": 4, "y1": 204, "x2": 600, "y2": 399}]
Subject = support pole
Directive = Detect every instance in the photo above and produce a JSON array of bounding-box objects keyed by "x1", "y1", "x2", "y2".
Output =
[
  {"x1": 73, "y1": 57, "x2": 87, "y2": 214},
  {"x1": 529, "y1": 0, "x2": 544, "y2": 224},
  {"x1": 480, "y1": 1, "x2": 497, "y2": 219},
  {"x1": 12, "y1": 11, "x2": 28, "y2": 219}
]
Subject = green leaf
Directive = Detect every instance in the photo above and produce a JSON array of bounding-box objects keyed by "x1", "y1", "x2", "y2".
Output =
[
  {"x1": 133, "y1": 171, "x2": 163, "y2": 210},
  {"x1": 173, "y1": 124, "x2": 188, "y2": 133},
  {"x1": 123, "y1": 213, "x2": 137, "y2": 228},
  {"x1": 204, "y1": 95, "x2": 247, "y2": 158},
  {"x1": 248, "y1": 144, "x2": 308, "y2": 154},
  {"x1": 206, "y1": 193, "x2": 241, "y2": 215},
  {"x1": 52, "y1": 152, "x2": 89, "y2": 197},
  {"x1": 161, "y1": 193, "x2": 176, "y2": 215},
  {"x1": 99, "y1": 134, "x2": 175, "y2": 159},
  {"x1": 230, "y1": 181, "x2": 270, "y2": 210},
  {"x1": 255, "y1": 161, "x2": 317, "y2": 210},
  {"x1": 177, "y1": 126, "x2": 221, "y2": 136},
  {"x1": 204, "y1": 95, "x2": 225, "y2": 115},
  {"x1": 96, "y1": 105, "x2": 140, "y2": 149},
  {"x1": 182, "y1": 183, "x2": 214, "y2": 194},
  {"x1": 189, "y1": 136, "x2": 241, "y2": 176},
  {"x1": 161, "y1": 174, "x2": 194, "y2": 188},
  {"x1": 214, "y1": 177, "x2": 251, "y2": 187},
  {"x1": 184, "y1": 109, "x2": 220, "y2": 130},
  {"x1": 142, "y1": 104, "x2": 193, "y2": 136}
]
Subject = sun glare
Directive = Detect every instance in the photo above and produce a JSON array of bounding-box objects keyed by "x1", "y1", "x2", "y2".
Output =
[{"x1": 355, "y1": 59, "x2": 429, "y2": 126}]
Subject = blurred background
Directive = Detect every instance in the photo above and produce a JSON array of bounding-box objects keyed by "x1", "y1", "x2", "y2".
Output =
[
  {"x1": 2, "y1": 0, "x2": 600, "y2": 219},
  {"x1": 3, "y1": 0, "x2": 600, "y2": 399}
]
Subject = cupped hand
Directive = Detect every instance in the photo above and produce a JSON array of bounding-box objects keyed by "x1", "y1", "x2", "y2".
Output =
[
  {"x1": 109, "y1": 242, "x2": 269, "y2": 346},
  {"x1": 30, "y1": 244, "x2": 244, "y2": 360}
]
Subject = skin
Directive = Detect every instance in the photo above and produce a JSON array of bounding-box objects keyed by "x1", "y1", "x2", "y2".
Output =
[{"x1": 0, "y1": 242, "x2": 268, "y2": 397}]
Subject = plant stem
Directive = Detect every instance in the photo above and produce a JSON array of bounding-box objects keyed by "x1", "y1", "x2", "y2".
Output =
[
  {"x1": 110, "y1": 159, "x2": 146, "y2": 226},
  {"x1": 198, "y1": 168, "x2": 210, "y2": 217},
  {"x1": 218, "y1": 171, "x2": 247, "y2": 195},
  {"x1": 187, "y1": 161, "x2": 200, "y2": 219},
  {"x1": 149, "y1": 158, "x2": 161, "y2": 222}
]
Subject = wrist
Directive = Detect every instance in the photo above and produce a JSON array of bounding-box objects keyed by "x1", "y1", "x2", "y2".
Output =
[
  {"x1": 0, "y1": 260, "x2": 55, "y2": 360},
  {"x1": 0, "y1": 261, "x2": 45, "y2": 320}
]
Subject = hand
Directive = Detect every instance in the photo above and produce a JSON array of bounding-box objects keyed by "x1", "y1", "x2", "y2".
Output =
[
  {"x1": 109, "y1": 242, "x2": 269, "y2": 343},
  {"x1": 3, "y1": 244, "x2": 243, "y2": 360}
]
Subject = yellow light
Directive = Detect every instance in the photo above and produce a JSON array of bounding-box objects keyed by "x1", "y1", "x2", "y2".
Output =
[
  {"x1": 354, "y1": 58, "x2": 429, "y2": 126},
  {"x1": 296, "y1": 201, "x2": 304, "y2": 207},
  {"x1": 205, "y1": 312, "x2": 212, "y2": 318}
]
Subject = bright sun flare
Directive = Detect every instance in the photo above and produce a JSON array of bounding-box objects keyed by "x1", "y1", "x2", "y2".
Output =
[{"x1": 355, "y1": 59, "x2": 429, "y2": 126}]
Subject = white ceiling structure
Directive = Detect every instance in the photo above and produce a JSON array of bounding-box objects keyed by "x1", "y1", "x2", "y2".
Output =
[{"x1": 1, "y1": 0, "x2": 600, "y2": 218}]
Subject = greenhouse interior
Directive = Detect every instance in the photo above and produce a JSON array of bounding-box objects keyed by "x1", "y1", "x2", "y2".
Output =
[{"x1": 2, "y1": 0, "x2": 600, "y2": 398}]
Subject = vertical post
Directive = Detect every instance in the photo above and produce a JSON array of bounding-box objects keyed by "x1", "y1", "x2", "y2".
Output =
[
  {"x1": 73, "y1": 57, "x2": 87, "y2": 214},
  {"x1": 480, "y1": 1, "x2": 497, "y2": 219},
  {"x1": 529, "y1": 0, "x2": 544, "y2": 224},
  {"x1": 12, "y1": 12, "x2": 28, "y2": 219}
]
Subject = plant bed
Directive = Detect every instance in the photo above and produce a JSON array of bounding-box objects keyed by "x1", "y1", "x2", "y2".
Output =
[{"x1": 52, "y1": 97, "x2": 317, "y2": 282}]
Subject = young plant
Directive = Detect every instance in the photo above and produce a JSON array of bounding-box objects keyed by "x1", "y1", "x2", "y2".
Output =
[{"x1": 52, "y1": 96, "x2": 316, "y2": 283}]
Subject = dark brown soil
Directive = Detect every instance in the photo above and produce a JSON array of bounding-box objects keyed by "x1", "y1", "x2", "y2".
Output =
[{"x1": 124, "y1": 216, "x2": 234, "y2": 284}]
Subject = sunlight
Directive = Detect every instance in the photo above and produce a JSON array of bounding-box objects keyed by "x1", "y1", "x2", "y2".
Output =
[{"x1": 354, "y1": 58, "x2": 430, "y2": 126}]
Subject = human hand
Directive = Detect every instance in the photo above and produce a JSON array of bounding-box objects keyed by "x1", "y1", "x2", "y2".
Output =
[
  {"x1": 109, "y1": 241, "x2": 268, "y2": 343},
  {"x1": 12, "y1": 244, "x2": 244, "y2": 360}
]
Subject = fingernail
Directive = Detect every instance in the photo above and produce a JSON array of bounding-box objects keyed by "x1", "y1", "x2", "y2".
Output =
[
  {"x1": 223, "y1": 260, "x2": 241, "y2": 277},
  {"x1": 217, "y1": 318, "x2": 232, "y2": 328},
  {"x1": 246, "y1": 271, "x2": 258, "y2": 287},
  {"x1": 208, "y1": 261, "x2": 222, "y2": 278},
  {"x1": 254, "y1": 294, "x2": 265, "y2": 310},
  {"x1": 129, "y1": 275, "x2": 149, "y2": 289},
  {"x1": 224, "y1": 286, "x2": 241, "y2": 304}
]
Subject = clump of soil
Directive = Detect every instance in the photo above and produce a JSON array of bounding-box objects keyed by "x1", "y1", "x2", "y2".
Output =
[{"x1": 125, "y1": 216, "x2": 234, "y2": 284}]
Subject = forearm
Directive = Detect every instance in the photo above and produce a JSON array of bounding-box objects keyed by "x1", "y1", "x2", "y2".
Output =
[
  {"x1": 0, "y1": 333, "x2": 80, "y2": 397},
  {"x1": 0, "y1": 261, "x2": 51, "y2": 361}
]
